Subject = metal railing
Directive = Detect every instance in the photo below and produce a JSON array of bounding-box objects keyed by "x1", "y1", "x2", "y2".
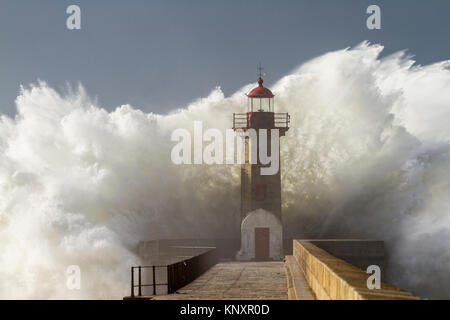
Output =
[
  {"x1": 232, "y1": 113, "x2": 247, "y2": 129},
  {"x1": 130, "y1": 265, "x2": 167, "y2": 297},
  {"x1": 130, "y1": 247, "x2": 218, "y2": 297},
  {"x1": 167, "y1": 248, "x2": 218, "y2": 293},
  {"x1": 233, "y1": 112, "x2": 290, "y2": 129},
  {"x1": 274, "y1": 112, "x2": 291, "y2": 128}
]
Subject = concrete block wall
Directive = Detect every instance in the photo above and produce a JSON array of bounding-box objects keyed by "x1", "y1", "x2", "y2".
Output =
[
  {"x1": 293, "y1": 240, "x2": 419, "y2": 300},
  {"x1": 306, "y1": 239, "x2": 386, "y2": 278}
]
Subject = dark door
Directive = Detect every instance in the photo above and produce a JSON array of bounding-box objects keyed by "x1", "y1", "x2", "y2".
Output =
[{"x1": 255, "y1": 228, "x2": 270, "y2": 260}]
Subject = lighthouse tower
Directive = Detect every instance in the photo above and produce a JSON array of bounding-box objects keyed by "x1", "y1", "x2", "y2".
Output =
[{"x1": 233, "y1": 66, "x2": 290, "y2": 261}]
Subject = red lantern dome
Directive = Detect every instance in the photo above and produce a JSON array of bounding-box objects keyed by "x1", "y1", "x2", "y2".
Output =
[{"x1": 247, "y1": 77, "x2": 274, "y2": 98}]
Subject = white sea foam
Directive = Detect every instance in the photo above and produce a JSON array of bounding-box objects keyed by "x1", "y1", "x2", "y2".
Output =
[{"x1": 0, "y1": 42, "x2": 449, "y2": 299}]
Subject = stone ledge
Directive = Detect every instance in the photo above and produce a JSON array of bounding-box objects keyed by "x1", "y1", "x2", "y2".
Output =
[
  {"x1": 285, "y1": 255, "x2": 316, "y2": 300},
  {"x1": 293, "y1": 240, "x2": 420, "y2": 300}
]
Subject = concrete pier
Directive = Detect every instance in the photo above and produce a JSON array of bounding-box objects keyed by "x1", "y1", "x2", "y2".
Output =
[
  {"x1": 130, "y1": 239, "x2": 419, "y2": 300},
  {"x1": 153, "y1": 261, "x2": 288, "y2": 300}
]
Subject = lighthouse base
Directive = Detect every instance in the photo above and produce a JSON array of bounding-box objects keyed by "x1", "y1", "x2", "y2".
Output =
[{"x1": 236, "y1": 209, "x2": 283, "y2": 261}]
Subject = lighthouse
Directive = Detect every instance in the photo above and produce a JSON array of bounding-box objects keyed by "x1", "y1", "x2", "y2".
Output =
[{"x1": 233, "y1": 66, "x2": 290, "y2": 261}]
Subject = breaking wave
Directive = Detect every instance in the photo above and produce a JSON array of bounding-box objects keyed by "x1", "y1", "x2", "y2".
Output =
[{"x1": 0, "y1": 42, "x2": 449, "y2": 299}]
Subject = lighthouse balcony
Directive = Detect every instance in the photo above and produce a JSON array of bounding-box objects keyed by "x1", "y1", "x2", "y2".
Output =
[{"x1": 232, "y1": 112, "x2": 290, "y2": 131}]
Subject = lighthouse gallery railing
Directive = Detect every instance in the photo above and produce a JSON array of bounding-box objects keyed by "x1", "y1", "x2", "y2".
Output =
[{"x1": 233, "y1": 112, "x2": 290, "y2": 129}]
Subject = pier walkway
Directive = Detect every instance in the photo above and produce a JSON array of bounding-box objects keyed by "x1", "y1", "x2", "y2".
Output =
[{"x1": 153, "y1": 261, "x2": 289, "y2": 300}]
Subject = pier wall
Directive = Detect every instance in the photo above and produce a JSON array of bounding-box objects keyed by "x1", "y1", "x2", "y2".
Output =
[{"x1": 292, "y1": 240, "x2": 419, "y2": 300}]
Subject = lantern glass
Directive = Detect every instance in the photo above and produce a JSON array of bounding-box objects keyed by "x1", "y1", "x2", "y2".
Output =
[{"x1": 248, "y1": 97, "x2": 274, "y2": 112}]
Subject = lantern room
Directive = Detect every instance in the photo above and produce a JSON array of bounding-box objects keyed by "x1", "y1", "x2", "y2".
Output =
[
  {"x1": 232, "y1": 67, "x2": 289, "y2": 132},
  {"x1": 247, "y1": 77, "x2": 274, "y2": 112}
]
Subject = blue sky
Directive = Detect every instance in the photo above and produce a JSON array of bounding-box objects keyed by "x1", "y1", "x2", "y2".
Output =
[{"x1": 1, "y1": 0, "x2": 450, "y2": 116}]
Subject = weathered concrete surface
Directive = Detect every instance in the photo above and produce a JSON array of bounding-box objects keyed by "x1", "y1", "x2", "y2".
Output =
[
  {"x1": 285, "y1": 255, "x2": 316, "y2": 300},
  {"x1": 293, "y1": 240, "x2": 420, "y2": 300},
  {"x1": 153, "y1": 261, "x2": 288, "y2": 300},
  {"x1": 305, "y1": 239, "x2": 386, "y2": 277}
]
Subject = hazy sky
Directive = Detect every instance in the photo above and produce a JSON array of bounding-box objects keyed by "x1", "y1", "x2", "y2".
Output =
[{"x1": 1, "y1": 0, "x2": 450, "y2": 116}]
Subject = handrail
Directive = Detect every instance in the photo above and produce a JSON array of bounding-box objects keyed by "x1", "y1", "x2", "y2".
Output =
[
  {"x1": 130, "y1": 265, "x2": 168, "y2": 297},
  {"x1": 233, "y1": 112, "x2": 290, "y2": 129},
  {"x1": 130, "y1": 247, "x2": 218, "y2": 297}
]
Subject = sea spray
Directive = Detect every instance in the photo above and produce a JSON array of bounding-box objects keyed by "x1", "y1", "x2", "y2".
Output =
[{"x1": 0, "y1": 42, "x2": 449, "y2": 298}]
